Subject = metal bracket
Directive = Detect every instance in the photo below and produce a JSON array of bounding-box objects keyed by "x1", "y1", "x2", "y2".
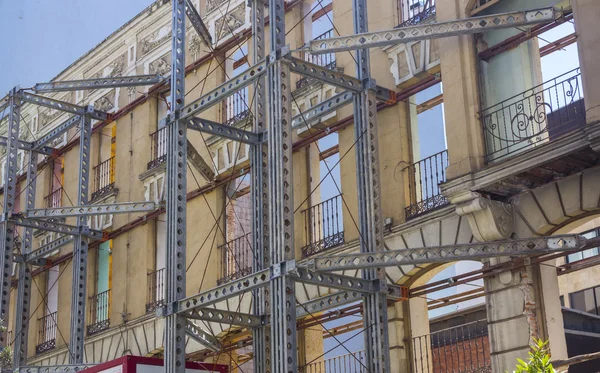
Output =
[{"x1": 185, "y1": 320, "x2": 222, "y2": 352}]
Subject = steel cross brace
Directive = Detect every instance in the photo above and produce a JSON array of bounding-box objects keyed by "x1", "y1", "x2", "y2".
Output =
[
  {"x1": 184, "y1": 0, "x2": 212, "y2": 46},
  {"x1": 25, "y1": 235, "x2": 73, "y2": 263},
  {"x1": 18, "y1": 92, "x2": 108, "y2": 121},
  {"x1": 25, "y1": 202, "x2": 156, "y2": 218},
  {"x1": 297, "y1": 291, "x2": 364, "y2": 317},
  {"x1": 33, "y1": 115, "x2": 80, "y2": 149},
  {"x1": 186, "y1": 117, "x2": 263, "y2": 144},
  {"x1": 308, "y1": 7, "x2": 557, "y2": 53},
  {"x1": 186, "y1": 140, "x2": 216, "y2": 181},
  {"x1": 184, "y1": 308, "x2": 264, "y2": 327},
  {"x1": 178, "y1": 59, "x2": 268, "y2": 120},
  {"x1": 9, "y1": 216, "x2": 104, "y2": 240},
  {"x1": 292, "y1": 90, "x2": 353, "y2": 128},
  {"x1": 32, "y1": 75, "x2": 164, "y2": 93},
  {"x1": 185, "y1": 320, "x2": 222, "y2": 351},
  {"x1": 0, "y1": 136, "x2": 55, "y2": 156},
  {"x1": 16, "y1": 364, "x2": 98, "y2": 373},
  {"x1": 287, "y1": 57, "x2": 396, "y2": 102},
  {"x1": 293, "y1": 267, "x2": 376, "y2": 293},
  {"x1": 308, "y1": 235, "x2": 587, "y2": 271}
]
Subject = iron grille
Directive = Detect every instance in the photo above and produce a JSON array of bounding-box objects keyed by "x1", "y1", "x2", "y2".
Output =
[
  {"x1": 87, "y1": 289, "x2": 110, "y2": 335},
  {"x1": 146, "y1": 268, "x2": 166, "y2": 313},
  {"x1": 303, "y1": 350, "x2": 366, "y2": 372},
  {"x1": 44, "y1": 187, "x2": 63, "y2": 208},
  {"x1": 36, "y1": 312, "x2": 57, "y2": 354},
  {"x1": 481, "y1": 68, "x2": 585, "y2": 162},
  {"x1": 217, "y1": 232, "x2": 253, "y2": 285},
  {"x1": 301, "y1": 194, "x2": 344, "y2": 258},
  {"x1": 397, "y1": 0, "x2": 436, "y2": 27},
  {"x1": 91, "y1": 157, "x2": 116, "y2": 201},
  {"x1": 405, "y1": 150, "x2": 450, "y2": 220},
  {"x1": 148, "y1": 127, "x2": 168, "y2": 170},
  {"x1": 225, "y1": 88, "x2": 251, "y2": 126},
  {"x1": 297, "y1": 29, "x2": 337, "y2": 90}
]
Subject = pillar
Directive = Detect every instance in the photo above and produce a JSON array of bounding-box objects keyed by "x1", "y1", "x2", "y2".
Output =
[
  {"x1": 387, "y1": 298, "x2": 431, "y2": 373},
  {"x1": 298, "y1": 325, "x2": 324, "y2": 372},
  {"x1": 572, "y1": 0, "x2": 600, "y2": 124}
]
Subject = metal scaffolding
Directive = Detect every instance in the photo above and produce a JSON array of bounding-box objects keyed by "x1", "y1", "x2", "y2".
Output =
[{"x1": 0, "y1": 1, "x2": 579, "y2": 372}]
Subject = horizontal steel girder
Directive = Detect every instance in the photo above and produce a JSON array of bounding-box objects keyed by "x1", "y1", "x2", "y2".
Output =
[
  {"x1": 185, "y1": 308, "x2": 264, "y2": 327},
  {"x1": 179, "y1": 59, "x2": 268, "y2": 120},
  {"x1": 19, "y1": 92, "x2": 108, "y2": 121},
  {"x1": 178, "y1": 269, "x2": 270, "y2": 312},
  {"x1": 34, "y1": 115, "x2": 80, "y2": 149},
  {"x1": 292, "y1": 90, "x2": 353, "y2": 128},
  {"x1": 287, "y1": 57, "x2": 396, "y2": 102},
  {"x1": 10, "y1": 215, "x2": 104, "y2": 240},
  {"x1": 185, "y1": 0, "x2": 212, "y2": 46},
  {"x1": 296, "y1": 291, "x2": 364, "y2": 317},
  {"x1": 293, "y1": 267, "x2": 376, "y2": 293},
  {"x1": 0, "y1": 136, "x2": 55, "y2": 156},
  {"x1": 185, "y1": 320, "x2": 222, "y2": 351},
  {"x1": 25, "y1": 202, "x2": 156, "y2": 218},
  {"x1": 187, "y1": 117, "x2": 262, "y2": 144},
  {"x1": 25, "y1": 235, "x2": 73, "y2": 262},
  {"x1": 33, "y1": 75, "x2": 164, "y2": 93},
  {"x1": 307, "y1": 235, "x2": 587, "y2": 272},
  {"x1": 16, "y1": 365, "x2": 97, "y2": 373},
  {"x1": 309, "y1": 7, "x2": 556, "y2": 53}
]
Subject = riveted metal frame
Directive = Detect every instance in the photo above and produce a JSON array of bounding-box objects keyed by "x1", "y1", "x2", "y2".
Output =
[
  {"x1": 16, "y1": 364, "x2": 98, "y2": 373},
  {"x1": 32, "y1": 75, "x2": 163, "y2": 93},
  {"x1": 185, "y1": 308, "x2": 263, "y2": 327},
  {"x1": 25, "y1": 202, "x2": 156, "y2": 218},
  {"x1": 291, "y1": 90, "x2": 353, "y2": 128},
  {"x1": 185, "y1": 320, "x2": 221, "y2": 351},
  {"x1": 186, "y1": 117, "x2": 262, "y2": 144},
  {"x1": 25, "y1": 235, "x2": 74, "y2": 263},
  {"x1": 19, "y1": 93, "x2": 107, "y2": 121},
  {"x1": 184, "y1": 0, "x2": 212, "y2": 46},
  {"x1": 33, "y1": 115, "x2": 80, "y2": 149},
  {"x1": 0, "y1": 137, "x2": 55, "y2": 156},
  {"x1": 10, "y1": 216, "x2": 103, "y2": 239}
]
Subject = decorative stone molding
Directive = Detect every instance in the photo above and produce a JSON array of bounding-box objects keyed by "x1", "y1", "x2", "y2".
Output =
[{"x1": 454, "y1": 192, "x2": 513, "y2": 242}]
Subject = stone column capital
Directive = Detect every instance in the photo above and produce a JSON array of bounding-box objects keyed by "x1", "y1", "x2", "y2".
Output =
[{"x1": 454, "y1": 193, "x2": 513, "y2": 242}]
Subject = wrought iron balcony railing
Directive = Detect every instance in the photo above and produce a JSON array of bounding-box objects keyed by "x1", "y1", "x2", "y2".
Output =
[
  {"x1": 36, "y1": 311, "x2": 57, "y2": 354},
  {"x1": 297, "y1": 29, "x2": 337, "y2": 90},
  {"x1": 225, "y1": 88, "x2": 251, "y2": 126},
  {"x1": 88, "y1": 289, "x2": 110, "y2": 335},
  {"x1": 146, "y1": 268, "x2": 165, "y2": 313},
  {"x1": 217, "y1": 232, "x2": 253, "y2": 285},
  {"x1": 44, "y1": 187, "x2": 63, "y2": 208},
  {"x1": 412, "y1": 320, "x2": 490, "y2": 373},
  {"x1": 405, "y1": 150, "x2": 450, "y2": 220},
  {"x1": 148, "y1": 127, "x2": 167, "y2": 170},
  {"x1": 397, "y1": 0, "x2": 436, "y2": 27},
  {"x1": 91, "y1": 156, "x2": 116, "y2": 201},
  {"x1": 302, "y1": 350, "x2": 366, "y2": 373},
  {"x1": 481, "y1": 68, "x2": 585, "y2": 162},
  {"x1": 301, "y1": 194, "x2": 344, "y2": 258}
]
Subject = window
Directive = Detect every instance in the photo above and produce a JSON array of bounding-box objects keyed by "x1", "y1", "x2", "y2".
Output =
[
  {"x1": 128, "y1": 45, "x2": 136, "y2": 66},
  {"x1": 567, "y1": 228, "x2": 600, "y2": 263},
  {"x1": 31, "y1": 115, "x2": 39, "y2": 133},
  {"x1": 569, "y1": 285, "x2": 600, "y2": 315}
]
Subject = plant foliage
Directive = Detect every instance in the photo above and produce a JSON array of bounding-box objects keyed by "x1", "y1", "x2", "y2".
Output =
[{"x1": 512, "y1": 339, "x2": 561, "y2": 373}]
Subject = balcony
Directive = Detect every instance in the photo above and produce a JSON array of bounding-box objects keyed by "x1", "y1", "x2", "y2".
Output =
[
  {"x1": 44, "y1": 188, "x2": 63, "y2": 208},
  {"x1": 412, "y1": 320, "x2": 490, "y2": 373},
  {"x1": 297, "y1": 29, "x2": 337, "y2": 90},
  {"x1": 301, "y1": 194, "x2": 344, "y2": 258},
  {"x1": 225, "y1": 88, "x2": 251, "y2": 126},
  {"x1": 36, "y1": 312, "x2": 57, "y2": 354},
  {"x1": 217, "y1": 232, "x2": 253, "y2": 285},
  {"x1": 397, "y1": 0, "x2": 436, "y2": 27},
  {"x1": 91, "y1": 157, "x2": 116, "y2": 201},
  {"x1": 405, "y1": 150, "x2": 449, "y2": 220},
  {"x1": 303, "y1": 350, "x2": 365, "y2": 373},
  {"x1": 482, "y1": 68, "x2": 585, "y2": 163},
  {"x1": 148, "y1": 127, "x2": 167, "y2": 170},
  {"x1": 88, "y1": 289, "x2": 110, "y2": 335},
  {"x1": 146, "y1": 268, "x2": 165, "y2": 314}
]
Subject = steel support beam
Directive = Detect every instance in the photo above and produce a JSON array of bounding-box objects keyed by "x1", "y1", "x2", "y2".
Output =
[
  {"x1": 309, "y1": 7, "x2": 557, "y2": 53},
  {"x1": 187, "y1": 117, "x2": 262, "y2": 144},
  {"x1": 19, "y1": 92, "x2": 108, "y2": 121},
  {"x1": 16, "y1": 364, "x2": 97, "y2": 373},
  {"x1": 250, "y1": 0, "x2": 270, "y2": 370},
  {"x1": 292, "y1": 90, "x2": 353, "y2": 128},
  {"x1": 287, "y1": 57, "x2": 396, "y2": 102},
  {"x1": 352, "y1": 0, "x2": 390, "y2": 370},
  {"x1": 185, "y1": 308, "x2": 264, "y2": 327},
  {"x1": 25, "y1": 202, "x2": 156, "y2": 218},
  {"x1": 32, "y1": 75, "x2": 163, "y2": 93},
  {"x1": 179, "y1": 59, "x2": 268, "y2": 120},
  {"x1": 309, "y1": 235, "x2": 586, "y2": 271},
  {"x1": 0, "y1": 137, "x2": 55, "y2": 156},
  {"x1": 164, "y1": 1, "x2": 188, "y2": 372},
  {"x1": 185, "y1": 320, "x2": 221, "y2": 352},
  {"x1": 25, "y1": 235, "x2": 73, "y2": 263},
  {"x1": 184, "y1": 0, "x2": 212, "y2": 46},
  {"x1": 13, "y1": 150, "x2": 37, "y2": 368},
  {"x1": 68, "y1": 114, "x2": 92, "y2": 363},
  {"x1": 0, "y1": 89, "x2": 21, "y2": 347},
  {"x1": 178, "y1": 269, "x2": 270, "y2": 312},
  {"x1": 10, "y1": 216, "x2": 103, "y2": 240},
  {"x1": 186, "y1": 140, "x2": 215, "y2": 181},
  {"x1": 293, "y1": 267, "x2": 376, "y2": 293},
  {"x1": 33, "y1": 115, "x2": 80, "y2": 149}
]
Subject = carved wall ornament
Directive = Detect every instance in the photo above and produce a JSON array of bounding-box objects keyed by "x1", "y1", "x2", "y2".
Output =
[
  {"x1": 149, "y1": 54, "x2": 172, "y2": 76},
  {"x1": 139, "y1": 25, "x2": 172, "y2": 57},
  {"x1": 214, "y1": 3, "x2": 245, "y2": 41},
  {"x1": 189, "y1": 35, "x2": 202, "y2": 61},
  {"x1": 455, "y1": 194, "x2": 513, "y2": 242},
  {"x1": 206, "y1": 0, "x2": 227, "y2": 13},
  {"x1": 94, "y1": 91, "x2": 116, "y2": 113}
]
